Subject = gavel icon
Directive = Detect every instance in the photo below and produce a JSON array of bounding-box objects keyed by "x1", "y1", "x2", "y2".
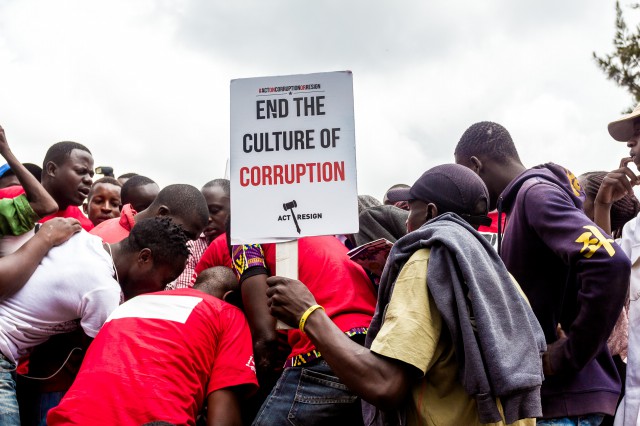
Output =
[{"x1": 283, "y1": 200, "x2": 301, "y2": 234}]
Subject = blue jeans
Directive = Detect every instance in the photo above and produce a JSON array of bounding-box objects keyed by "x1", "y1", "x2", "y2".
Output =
[
  {"x1": 35, "y1": 392, "x2": 65, "y2": 426},
  {"x1": 252, "y1": 359, "x2": 363, "y2": 426},
  {"x1": 0, "y1": 355, "x2": 19, "y2": 426},
  {"x1": 538, "y1": 415, "x2": 605, "y2": 426}
]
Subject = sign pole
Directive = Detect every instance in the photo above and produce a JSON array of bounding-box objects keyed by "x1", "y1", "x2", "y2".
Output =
[{"x1": 275, "y1": 239, "x2": 298, "y2": 329}]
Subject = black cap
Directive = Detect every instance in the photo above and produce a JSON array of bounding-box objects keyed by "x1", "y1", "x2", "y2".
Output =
[{"x1": 386, "y1": 164, "x2": 491, "y2": 227}]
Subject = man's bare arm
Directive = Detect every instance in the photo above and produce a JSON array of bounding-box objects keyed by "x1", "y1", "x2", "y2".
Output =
[
  {"x1": 0, "y1": 125, "x2": 58, "y2": 217},
  {"x1": 266, "y1": 276, "x2": 415, "y2": 411},
  {"x1": 0, "y1": 218, "x2": 81, "y2": 300},
  {"x1": 207, "y1": 388, "x2": 243, "y2": 426},
  {"x1": 241, "y1": 274, "x2": 282, "y2": 388}
]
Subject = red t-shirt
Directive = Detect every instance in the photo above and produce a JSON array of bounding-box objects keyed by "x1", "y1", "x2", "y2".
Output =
[
  {"x1": 47, "y1": 288, "x2": 257, "y2": 426},
  {"x1": 194, "y1": 233, "x2": 233, "y2": 278},
  {"x1": 478, "y1": 210, "x2": 505, "y2": 234},
  {"x1": 197, "y1": 235, "x2": 377, "y2": 362},
  {"x1": 264, "y1": 237, "x2": 376, "y2": 361},
  {"x1": 0, "y1": 186, "x2": 94, "y2": 231},
  {"x1": 0, "y1": 186, "x2": 25, "y2": 199},
  {"x1": 40, "y1": 205, "x2": 94, "y2": 231},
  {"x1": 89, "y1": 203, "x2": 137, "y2": 243}
]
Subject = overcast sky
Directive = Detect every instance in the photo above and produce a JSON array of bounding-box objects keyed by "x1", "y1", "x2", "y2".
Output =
[{"x1": 0, "y1": 0, "x2": 637, "y2": 201}]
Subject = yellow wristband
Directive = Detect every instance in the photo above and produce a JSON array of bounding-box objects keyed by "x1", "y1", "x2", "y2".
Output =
[{"x1": 299, "y1": 304, "x2": 325, "y2": 334}]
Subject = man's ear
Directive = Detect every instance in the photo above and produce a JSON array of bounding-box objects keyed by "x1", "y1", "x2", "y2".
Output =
[
  {"x1": 157, "y1": 205, "x2": 170, "y2": 216},
  {"x1": 470, "y1": 156, "x2": 483, "y2": 174},
  {"x1": 222, "y1": 290, "x2": 243, "y2": 309},
  {"x1": 222, "y1": 290, "x2": 234, "y2": 302},
  {"x1": 137, "y1": 247, "x2": 153, "y2": 265},
  {"x1": 44, "y1": 161, "x2": 57, "y2": 178},
  {"x1": 426, "y1": 203, "x2": 439, "y2": 221}
]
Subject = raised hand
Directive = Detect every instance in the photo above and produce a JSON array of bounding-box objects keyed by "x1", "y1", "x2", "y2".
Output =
[{"x1": 595, "y1": 157, "x2": 640, "y2": 206}]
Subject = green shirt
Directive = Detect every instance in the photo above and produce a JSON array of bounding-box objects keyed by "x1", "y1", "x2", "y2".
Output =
[{"x1": 0, "y1": 194, "x2": 39, "y2": 236}]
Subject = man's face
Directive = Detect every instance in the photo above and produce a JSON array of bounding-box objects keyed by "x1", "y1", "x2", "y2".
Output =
[
  {"x1": 49, "y1": 149, "x2": 94, "y2": 208},
  {"x1": 454, "y1": 153, "x2": 473, "y2": 170},
  {"x1": 406, "y1": 199, "x2": 429, "y2": 233},
  {"x1": 454, "y1": 153, "x2": 499, "y2": 211},
  {"x1": 170, "y1": 214, "x2": 207, "y2": 241},
  {"x1": 201, "y1": 185, "x2": 230, "y2": 242},
  {"x1": 128, "y1": 183, "x2": 160, "y2": 213},
  {"x1": 84, "y1": 183, "x2": 122, "y2": 226},
  {"x1": 0, "y1": 174, "x2": 19, "y2": 189},
  {"x1": 627, "y1": 121, "x2": 640, "y2": 170},
  {"x1": 123, "y1": 256, "x2": 186, "y2": 300}
]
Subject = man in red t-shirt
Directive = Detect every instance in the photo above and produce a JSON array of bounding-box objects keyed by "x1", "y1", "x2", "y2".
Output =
[
  {"x1": 47, "y1": 267, "x2": 258, "y2": 426},
  {"x1": 120, "y1": 175, "x2": 159, "y2": 213},
  {"x1": 19, "y1": 183, "x2": 209, "y2": 425},
  {"x1": 195, "y1": 234, "x2": 377, "y2": 424},
  {"x1": 39, "y1": 141, "x2": 95, "y2": 231},
  {"x1": 0, "y1": 140, "x2": 95, "y2": 241},
  {"x1": 91, "y1": 184, "x2": 209, "y2": 244},
  {"x1": 166, "y1": 179, "x2": 231, "y2": 290}
]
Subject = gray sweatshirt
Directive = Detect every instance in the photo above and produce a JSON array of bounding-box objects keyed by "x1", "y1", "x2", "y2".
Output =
[{"x1": 364, "y1": 213, "x2": 546, "y2": 425}]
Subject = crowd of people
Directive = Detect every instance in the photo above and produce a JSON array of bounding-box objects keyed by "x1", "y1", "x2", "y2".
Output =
[{"x1": 1, "y1": 103, "x2": 640, "y2": 426}]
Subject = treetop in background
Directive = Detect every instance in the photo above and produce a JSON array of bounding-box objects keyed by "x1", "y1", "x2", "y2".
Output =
[{"x1": 594, "y1": 1, "x2": 640, "y2": 112}]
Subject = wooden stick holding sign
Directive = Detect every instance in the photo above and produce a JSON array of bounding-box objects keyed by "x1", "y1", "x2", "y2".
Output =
[{"x1": 275, "y1": 239, "x2": 297, "y2": 329}]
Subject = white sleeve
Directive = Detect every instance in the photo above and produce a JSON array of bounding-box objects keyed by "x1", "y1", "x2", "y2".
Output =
[
  {"x1": 78, "y1": 283, "x2": 121, "y2": 338},
  {"x1": 620, "y1": 218, "x2": 639, "y2": 258}
]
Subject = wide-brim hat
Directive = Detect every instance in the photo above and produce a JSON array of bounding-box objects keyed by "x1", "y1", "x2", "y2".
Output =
[{"x1": 608, "y1": 103, "x2": 640, "y2": 142}]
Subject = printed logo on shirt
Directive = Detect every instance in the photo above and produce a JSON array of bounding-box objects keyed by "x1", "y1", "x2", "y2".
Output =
[
  {"x1": 575, "y1": 225, "x2": 616, "y2": 258},
  {"x1": 565, "y1": 168, "x2": 582, "y2": 197},
  {"x1": 106, "y1": 295, "x2": 203, "y2": 324},
  {"x1": 246, "y1": 355, "x2": 256, "y2": 373}
]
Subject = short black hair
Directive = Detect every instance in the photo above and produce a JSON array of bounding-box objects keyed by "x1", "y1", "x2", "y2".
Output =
[
  {"x1": 150, "y1": 184, "x2": 209, "y2": 225},
  {"x1": 454, "y1": 121, "x2": 521, "y2": 164},
  {"x1": 88, "y1": 177, "x2": 122, "y2": 199},
  {"x1": 193, "y1": 266, "x2": 239, "y2": 297},
  {"x1": 203, "y1": 178, "x2": 230, "y2": 197},
  {"x1": 123, "y1": 217, "x2": 189, "y2": 265},
  {"x1": 581, "y1": 171, "x2": 640, "y2": 237},
  {"x1": 93, "y1": 176, "x2": 121, "y2": 187},
  {"x1": 1, "y1": 163, "x2": 43, "y2": 183},
  {"x1": 117, "y1": 172, "x2": 138, "y2": 180},
  {"x1": 42, "y1": 141, "x2": 92, "y2": 169},
  {"x1": 121, "y1": 175, "x2": 157, "y2": 206}
]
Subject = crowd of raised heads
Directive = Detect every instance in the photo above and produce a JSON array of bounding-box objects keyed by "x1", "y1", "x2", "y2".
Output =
[{"x1": 2, "y1": 105, "x2": 640, "y2": 426}]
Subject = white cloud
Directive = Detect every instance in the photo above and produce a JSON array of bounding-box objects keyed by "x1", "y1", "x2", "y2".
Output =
[{"x1": 0, "y1": 0, "x2": 637, "y2": 200}]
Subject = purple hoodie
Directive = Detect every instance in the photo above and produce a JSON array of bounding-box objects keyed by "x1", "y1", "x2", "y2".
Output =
[{"x1": 498, "y1": 163, "x2": 630, "y2": 418}]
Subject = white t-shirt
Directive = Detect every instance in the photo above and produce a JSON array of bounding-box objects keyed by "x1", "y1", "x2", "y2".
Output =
[
  {"x1": 616, "y1": 218, "x2": 640, "y2": 426},
  {"x1": 0, "y1": 231, "x2": 121, "y2": 364},
  {"x1": 0, "y1": 227, "x2": 34, "y2": 257}
]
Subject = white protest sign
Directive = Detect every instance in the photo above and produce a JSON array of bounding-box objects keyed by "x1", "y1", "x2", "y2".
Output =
[{"x1": 230, "y1": 71, "x2": 358, "y2": 244}]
